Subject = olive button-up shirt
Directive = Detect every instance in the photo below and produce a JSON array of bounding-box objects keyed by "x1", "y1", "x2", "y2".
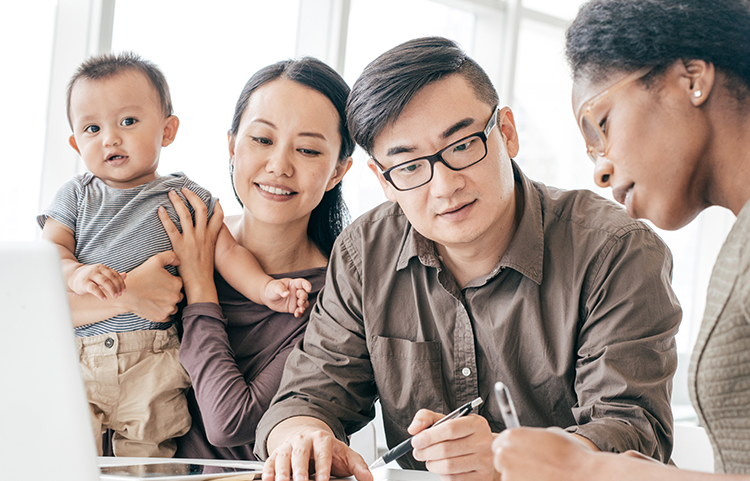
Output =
[{"x1": 255, "y1": 164, "x2": 681, "y2": 469}]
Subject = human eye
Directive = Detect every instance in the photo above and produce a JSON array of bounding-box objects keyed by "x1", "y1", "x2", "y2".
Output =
[
  {"x1": 396, "y1": 161, "x2": 423, "y2": 176},
  {"x1": 599, "y1": 117, "x2": 608, "y2": 134},
  {"x1": 121, "y1": 117, "x2": 137, "y2": 127},
  {"x1": 298, "y1": 148, "x2": 322, "y2": 157},
  {"x1": 251, "y1": 136, "x2": 272, "y2": 146},
  {"x1": 452, "y1": 138, "x2": 475, "y2": 153},
  {"x1": 83, "y1": 125, "x2": 100, "y2": 134}
]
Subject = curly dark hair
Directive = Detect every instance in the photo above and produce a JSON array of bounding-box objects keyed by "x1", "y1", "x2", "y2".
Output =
[
  {"x1": 228, "y1": 57, "x2": 353, "y2": 258},
  {"x1": 566, "y1": 0, "x2": 750, "y2": 100}
]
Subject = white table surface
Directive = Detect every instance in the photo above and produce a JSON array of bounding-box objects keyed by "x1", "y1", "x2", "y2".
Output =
[{"x1": 98, "y1": 457, "x2": 440, "y2": 480}]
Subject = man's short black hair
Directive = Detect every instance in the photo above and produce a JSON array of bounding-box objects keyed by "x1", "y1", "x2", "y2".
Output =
[{"x1": 346, "y1": 37, "x2": 499, "y2": 156}]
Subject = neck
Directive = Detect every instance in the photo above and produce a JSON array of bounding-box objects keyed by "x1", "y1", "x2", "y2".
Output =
[
  {"x1": 226, "y1": 211, "x2": 327, "y2": 275},
  {"x1": 436, "y1": 186, "x2": 522, "y2": 288},
  {"x1": 701, "y1": 85, "x2": 750, "y2": 215}
]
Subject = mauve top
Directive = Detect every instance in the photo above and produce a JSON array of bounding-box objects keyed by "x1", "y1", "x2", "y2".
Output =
[{"x1": 175, "y1": 267, "x2": 326, "y2": 460}]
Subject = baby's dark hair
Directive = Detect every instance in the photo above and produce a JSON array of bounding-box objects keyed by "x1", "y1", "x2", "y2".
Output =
[
  {"x1": 66, "y1": 52, "x2": 173, "y2": 128},
  {"x1": 566, "y1": 0, "x2": 750, "y2": 100}
]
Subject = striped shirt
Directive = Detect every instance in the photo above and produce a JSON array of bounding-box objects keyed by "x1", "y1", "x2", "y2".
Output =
[{"x1": 38, "y1": 172, "x2": 215, "y2": 337}]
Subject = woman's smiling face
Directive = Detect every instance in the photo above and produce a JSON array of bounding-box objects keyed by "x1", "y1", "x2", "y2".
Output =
[
  {"x1": 229, "y1": 77, "x2": 349, "y2": 228},
  {"x1": 572, "y1": 61, "x2": 712, "y2": 230}
]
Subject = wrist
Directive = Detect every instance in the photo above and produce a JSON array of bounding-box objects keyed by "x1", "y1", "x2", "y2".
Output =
[{"x1": 184, "y1": 279, "x2": 219, "y2": 305}]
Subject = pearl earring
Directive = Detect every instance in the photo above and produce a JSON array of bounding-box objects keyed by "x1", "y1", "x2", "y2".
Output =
[{"x1": 694, "y1": 90, "x2": 702, "y2": 98}]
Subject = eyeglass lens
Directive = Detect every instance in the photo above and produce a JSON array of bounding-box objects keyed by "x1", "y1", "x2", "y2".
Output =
[
  {"x1": 579, "y1": 114, "x2": 606, "y2": 161},
  {"x1": 390, "y1": 135, "x2": 487, "y2": 190}
]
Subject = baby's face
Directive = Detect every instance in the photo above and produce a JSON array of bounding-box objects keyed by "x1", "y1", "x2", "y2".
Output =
[{"x1": 68, "y1": 70, "x2": 177, "y2": 189}]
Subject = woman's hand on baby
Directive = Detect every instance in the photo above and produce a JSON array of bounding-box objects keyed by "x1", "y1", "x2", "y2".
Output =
[
  {"x1": 69, "y1": 263, "x2": 127, "y2": 301},
  {"x1": 263, "y1": 278, "x2": 312, "y2": 317},
  {"x1": 158, "y1": 188, "x2": 223, "y2": 304}
]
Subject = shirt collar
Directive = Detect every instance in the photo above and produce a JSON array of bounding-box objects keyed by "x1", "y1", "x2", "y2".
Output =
[{"x1": 396, "y1": 160, "x2": 544, "y2": 286}]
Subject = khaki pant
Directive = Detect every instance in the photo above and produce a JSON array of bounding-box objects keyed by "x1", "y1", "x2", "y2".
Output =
[{"x1": 76, "y1": 325, "x2": 191, "y2": 457}]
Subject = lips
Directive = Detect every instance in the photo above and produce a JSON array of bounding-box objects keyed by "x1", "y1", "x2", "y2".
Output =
[
  {"x1": 612, "y1": 184, "x2": 633, "y2": 206},
  {"x1": 438, "y1": 200, "x2": 474, "y2": 216},
  {"x1": 612, "y1": 183, "x2": 636, "y2": 217},
  {"x1": 106, "y1": 154, "x2": 128, "y2": 165}
]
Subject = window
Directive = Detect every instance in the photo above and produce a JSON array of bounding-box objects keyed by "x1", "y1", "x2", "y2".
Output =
[
  {"x1": 0, "y1": 1, "x2": 57, "y2": 241},
  {"x1": 110, "y1": 0, "x2": 300, "y2": 217},
  {"x1": 21, "y1": 0, "x2": 737, "y2": 382}
]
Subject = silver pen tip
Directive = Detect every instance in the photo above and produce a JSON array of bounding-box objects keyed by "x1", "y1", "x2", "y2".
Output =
[
  {"x1": 369, "y1": 457, "x2": 386, "y2": 470},
  {"x1": 471, "y1": 397, "x2": 484, "y2": 408}
]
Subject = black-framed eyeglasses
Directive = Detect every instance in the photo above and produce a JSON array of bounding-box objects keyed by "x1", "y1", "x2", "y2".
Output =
[{"x1": 372, "y1": 107, "x2": 499, "y2": 191}]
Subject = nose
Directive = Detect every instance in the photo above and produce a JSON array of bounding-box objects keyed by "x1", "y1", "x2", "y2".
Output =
[
  {"x1": 102, "y1": 128, "x2": 121, "y2": 148},
  {"x1": 593, "y1": 156, "x2": 613, "y2": 188},
  {"x1": 429, "y1": 160, "x2": 463, "y2": 197},
  {"x1": 265, "y1": 146, "x2": 294, "y2": 177}
]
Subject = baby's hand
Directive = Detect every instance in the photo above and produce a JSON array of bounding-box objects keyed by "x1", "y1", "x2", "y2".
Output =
[
  {"x1": 263, "y1": 278, "x2": 312, "y2": 317},
  {"x1": 69, "y1": 263, "x2": 127, "y2": 301}
]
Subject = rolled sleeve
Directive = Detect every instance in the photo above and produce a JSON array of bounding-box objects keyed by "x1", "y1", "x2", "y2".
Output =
[{"x1": 569, "y1": 225, "x2": 680, "y2": 460}]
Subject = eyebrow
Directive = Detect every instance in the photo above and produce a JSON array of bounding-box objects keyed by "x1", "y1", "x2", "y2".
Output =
[
  {"x1": 386, "y1": 117, "x2": 476, "y2": 157},
  {"x1": 252, "y1": 118, "x2": 327, "y2": 140}
]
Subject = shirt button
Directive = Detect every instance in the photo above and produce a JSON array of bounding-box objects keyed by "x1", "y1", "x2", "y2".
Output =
[
  {"x1": 461, "y1": 367, "x2": 471, "y2": 377},
  {"x1": 104, "y1": 338, "x2": 114, "y2": 348}
]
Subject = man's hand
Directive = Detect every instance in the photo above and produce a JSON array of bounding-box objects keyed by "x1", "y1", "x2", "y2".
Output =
[
  {"x1": 68, "y1": 263, "x2": 127, "y2": 300},
  {"x1": 263, "y1": 417, "x2": 372, "y2": 481},
  {"x1": 409, "y1": 409, "x2": 499, "y2": 481}
]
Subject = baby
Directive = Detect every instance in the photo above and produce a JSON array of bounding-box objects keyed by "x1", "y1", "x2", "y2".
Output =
[{"x1": 38, "y1": 52, "x2": 309, "y2": 457}]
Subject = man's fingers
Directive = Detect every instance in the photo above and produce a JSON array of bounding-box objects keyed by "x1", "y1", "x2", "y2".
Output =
[
  {"x1": 262, "y1": 453, "x2": 277, "y2": 481},
  {"x1": 408, "y1": 408, "x2": 443, "y2": 435}
]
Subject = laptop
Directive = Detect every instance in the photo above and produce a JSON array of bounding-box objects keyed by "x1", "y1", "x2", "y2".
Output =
[{"x1": 0, "y1": 241, "x2": 100, "y2": 480}]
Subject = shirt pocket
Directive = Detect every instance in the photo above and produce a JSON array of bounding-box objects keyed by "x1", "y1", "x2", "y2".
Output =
[{"x1": 369, "y1": 335, "x2": 445, "y2": 433}]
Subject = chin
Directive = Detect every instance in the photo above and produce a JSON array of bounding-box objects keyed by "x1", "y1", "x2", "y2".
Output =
[{"x1": 648, "y1": 206, "x2": 703, "y2": 231}]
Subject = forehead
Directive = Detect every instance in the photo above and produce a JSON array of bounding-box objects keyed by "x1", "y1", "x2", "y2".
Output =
[
  {"x1": 70, "y1": 70, "x2": 161, "y2": 115},
  {"x1": 571, "y1": 73, "x2": 611, "y2": 116},
  {"x1": 373, "y1": 74, "x2": 489, "y2": 151},
  {"x1": 239, "y1": 78, "x2": 340, "y2": 134}
]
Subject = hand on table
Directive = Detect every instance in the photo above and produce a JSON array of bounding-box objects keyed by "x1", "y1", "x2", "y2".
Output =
[
  {"x1": 409, "y1": 409, "x2": 499, "y2": 481},
  {"x1": 263, "y1": 418, "x2": 372, "y2": 481}
]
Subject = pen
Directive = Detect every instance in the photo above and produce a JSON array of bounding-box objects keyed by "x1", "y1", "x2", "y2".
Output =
[
  {"x1": 494, "y1": 382, "x2": 520, "y2": 429},
  {"x1": 368, "y1": 397, "x2": 483, "y2": 470}
]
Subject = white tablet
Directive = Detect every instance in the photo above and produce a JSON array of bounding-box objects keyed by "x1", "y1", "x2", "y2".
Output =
[{"x1": 99, "y1": 462, "x2": 263, "y2": 480}]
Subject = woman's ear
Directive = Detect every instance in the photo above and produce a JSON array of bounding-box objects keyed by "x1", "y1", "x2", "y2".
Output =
[
  {"x1": 682, "y1": 59, "x2": 715, "y2": 107},
  {"x1": 326, "y1": 156, "x2": 353, "y2": 191},
  {"x1": 227, "y1": 133, "x2": 236, "y2": 166}
]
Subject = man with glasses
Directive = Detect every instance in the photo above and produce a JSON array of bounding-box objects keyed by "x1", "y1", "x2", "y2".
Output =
[{"x1": 256, "y1": 37, "x2": 680, "y2": 481}]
